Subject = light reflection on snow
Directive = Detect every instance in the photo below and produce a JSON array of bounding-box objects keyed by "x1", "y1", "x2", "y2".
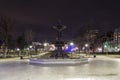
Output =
[{"x1": 0, "y1": 58, "x2": 120, "y2": 80}]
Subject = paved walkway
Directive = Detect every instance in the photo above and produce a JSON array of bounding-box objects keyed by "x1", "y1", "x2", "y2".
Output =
[
  {"x1": 0, "y1": 52, "x2": 49, "y2": 62},
  {"x1": 0, "y1": 57, "x2": 28, "y2": 62},
  {"x1": 0, "y1": 53, "x2": 120, "y2": 62}
]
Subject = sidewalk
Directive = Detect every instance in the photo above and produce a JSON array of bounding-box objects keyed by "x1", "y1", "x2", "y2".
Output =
[
  {"x1": 0, "y1": 57, "x2": 23, "y2": 62},
  {"x1": 80, "y1": 52, "x2": 120, "y2": 58},
  {"x1": 1, "y1": 53, "x2": 120, "y2": 62},
  {"x1": 86, "y1": 54, "x2": 120, "y2": 61},
  {"x1": 0, "y1": 52, "x2": 49, "y2": 62},
  {"x1": 106, "y1": 55, "x2": 120, "y2": 58}
]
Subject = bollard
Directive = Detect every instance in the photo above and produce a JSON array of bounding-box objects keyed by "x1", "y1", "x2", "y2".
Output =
[
  {"x1": 93, "y1": 54, "x2": 96, "y2": 58},
  {"x1": 20, "y1": 56, "x2": 23, "y2": 59}
]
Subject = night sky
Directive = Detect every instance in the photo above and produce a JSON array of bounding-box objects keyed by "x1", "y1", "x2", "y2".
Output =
[{"x1": 0, "y1": 0, "x2": 120, "y2": 41}]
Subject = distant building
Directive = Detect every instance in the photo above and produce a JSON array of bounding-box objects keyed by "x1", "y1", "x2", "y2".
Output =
[
  {"x1": 85, "y1": 29, "x2": 99, "y2": 42},
  {"x1": 85, "y1": 29, "x2": 99, "y2": 50},
  {"x1": 103, "y1": 27, "x2": 120, "y2": 52},
  {"x1": 32, "y1": 42, "x2": 42, "y2": 46},
  {"x1": 114, "y1": 27, "x2": 120, "y2": 47},
  {"x1": 87, "y1": 29, "x2": 99, "y2": 38}
]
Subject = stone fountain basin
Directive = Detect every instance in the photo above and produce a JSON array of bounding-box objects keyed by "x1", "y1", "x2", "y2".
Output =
[{"x1": 29, "y1": 58, "x2": 89, "y2": 64}]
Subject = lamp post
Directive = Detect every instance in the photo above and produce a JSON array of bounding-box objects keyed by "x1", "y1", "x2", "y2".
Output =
[
  {"x1": 29, "y1": 45, "x2": 33, "y2": 57},
  {"x1": 85, "y1": 44, "x2": 89, "y2": 56},
  {"x1": 43, "y1": 42, "x2": 49, "y2": 51},
  {"x1": 69, "y1": 42, "x2": 74, "y2": 58}
]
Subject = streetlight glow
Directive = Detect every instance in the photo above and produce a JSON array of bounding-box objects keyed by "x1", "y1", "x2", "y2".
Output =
[
  {"x1": 44, "y1": 43, "x2": 48, "y2": 46},
  {"x1": 70, "y1": 42, "x2": 74, "y2": 46},
  {"x1": 29, "y1": 45, "x2": 32, "y2": 48},
  {"x1": 85, "y1": 44, "x2": 88, "y2": 47},
  {"x1": 16, "y1": 48, "x2": 20, "y2": 51}
]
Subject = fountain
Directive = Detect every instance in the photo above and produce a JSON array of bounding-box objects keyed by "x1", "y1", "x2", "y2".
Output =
[
  {"x1": 50, "y1": 22, "x2": 67, "y2": 59},
  {"x1": 29, "y1": 22, "x2": 89, "y2": 64}
]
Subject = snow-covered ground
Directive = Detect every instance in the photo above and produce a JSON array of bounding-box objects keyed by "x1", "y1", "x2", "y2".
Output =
[{"x1": 0, "y1": 57, "x2": 120, "y2": 80}]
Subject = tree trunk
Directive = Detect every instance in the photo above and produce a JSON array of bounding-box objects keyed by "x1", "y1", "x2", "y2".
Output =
[{"x1": 3, "y1": 46, "x2": 8, "y2": 58}]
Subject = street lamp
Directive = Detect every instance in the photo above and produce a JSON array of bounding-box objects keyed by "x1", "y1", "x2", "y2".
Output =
[
  {"x1": 43, "y1": 43, "x2": 48, "y2": 47},
  {"x1": 85, "y1": 44, "x2": 89, "y2": 55},
  {"x1": 43, "y1": 42, "x2": 49, "y2": 51},
  {"x1": 70, "y1": 42, "x2": 74, "y2": 46},
  {"x1": 85, "y1": 44, "x2": 88, "y2": 47},
  {"x1": 16, "y1": 48, "x2": 20, "y2": 51},
  {"x1": 29, "y1": 45, "x2": 32, "y2": 48}
]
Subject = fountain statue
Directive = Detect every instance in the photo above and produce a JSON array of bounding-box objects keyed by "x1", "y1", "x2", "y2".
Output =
[{"x1": 51, "y1": 22, "x2": 67, "y2": 59}]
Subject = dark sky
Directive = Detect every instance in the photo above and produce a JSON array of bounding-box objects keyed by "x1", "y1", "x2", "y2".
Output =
[{"x1": 0, "y1": 0, "x2": 120, "y2": 41}]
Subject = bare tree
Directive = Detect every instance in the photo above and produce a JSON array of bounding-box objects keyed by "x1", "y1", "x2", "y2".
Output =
[
  {"x1": 76, "y1": 28, "x2": 99, "y2": 53},
  {"x1": 76, "y1": 35, "x2": 86, "y2": 52},
  {"x1": 0, "y1": 16, "x2": 14, "y2": 58},
  {"x1": 24, "y1": 29, "x2": 34, "y2": 47}
]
